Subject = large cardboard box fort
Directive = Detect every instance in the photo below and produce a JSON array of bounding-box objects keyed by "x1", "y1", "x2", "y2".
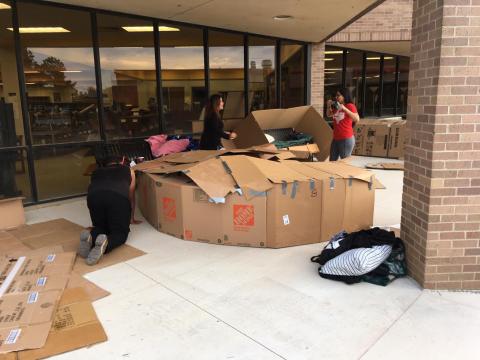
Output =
[
  {"x1": 353, "y1": 118, "x2": 407, "y2": 158},
  {"x1": 227, "y1": 106, "x2": 333, "y2": 161},
  {"x1": 136, "y1": 150, "x2": 380, "y2": 248}
]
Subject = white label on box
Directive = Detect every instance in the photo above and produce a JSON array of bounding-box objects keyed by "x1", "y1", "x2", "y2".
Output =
[
  {"x1": 5, "y1": 329, "x2": 22, "y2": 344},
  {"x1": 46, "y1": 254, "x2": 56, "y2": 262},
  {"x1": 27, "y1": 291, "x2": 38, "y2": 304},
  {"x1": 36, "y1": 277, "x2": 47, "y2": 286},
  {"x1": 283, "y1": 215, "x2": 290, "y2": 225}
]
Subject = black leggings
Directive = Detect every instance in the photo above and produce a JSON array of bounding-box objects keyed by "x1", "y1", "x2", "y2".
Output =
[{"x1": 87, "y1": 191, "x2": 131, "y2": 253}]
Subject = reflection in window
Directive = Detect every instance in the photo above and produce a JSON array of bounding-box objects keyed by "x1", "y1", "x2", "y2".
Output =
[
  {"x1": 323, "y1": 46, "x2": 343, "y2": 118},
  {"x1": 281, "y1": 43, "x2": 305, "y2": 108},
  {"x1": 33, "y1": 145, "x2": 94, "y2": 200},
  {"x1": 344, "y1": 49, "x2": 363, "y2": 116},
  {"x1": 18, "y1": 2, "x2": 99, "y2": 144},
  {"x1": 97, "y1": 15, "x2": 158, "y2": 139},
  {"x1": 381, "y1": 56, "x2": 396, "y2": 116},
  {"x1": 160, "y1": 24, "x2": 205, "y2": 134},
  {"x1": 398, "y1": 57, "x2": 409, "y2": 116},
  {"x1": 0, "y1": 149, "x2": 32, "y2": 202},
  {"x1": 249, "y1": 36, "x2": 276, "y2": 112},
  {"x1": 0, "y1": 0, "x2": 26, "y2": 148},
  {"x1": 364, "y1": 53, "x2": 381, "y2": 117},
  {"x1": 209, "y1": 31, "x2": 244, "y2": 123}
]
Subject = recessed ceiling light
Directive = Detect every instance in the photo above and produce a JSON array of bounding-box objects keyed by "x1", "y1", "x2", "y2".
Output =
[
  {"x1": 325, "y1": 68, "x2": 342, "y2": 71},
  {"x1": 367, "y1": 56, "x2": 394, "y2": 61},
  {"x1": 60, "y1": 70, "x2": 82, "y2": 73},
  {"x1": 324, "y1": 58, "x2": 334, "y2": 61},
  {"x1": 122, "y1": 26, "x2": 180, "y2": 32},
  {"x1": 7, "y1": 27, "x2": 70, "y2": 33},
  {"x1": 273, "y1": 15, "x2": 294, "y2": 21},
  {"x1": 324, "y1": 50, "x2": 343, "y2": 55},
  {"x1": 26, "y1": 82, "x2": 35, "y2": 85},
  {"x1": 0, "y1": 2, "x2": 11, "y2": 10},
  {"x1": 24, "y1": 70, "x2": 39, "y2": 74}
]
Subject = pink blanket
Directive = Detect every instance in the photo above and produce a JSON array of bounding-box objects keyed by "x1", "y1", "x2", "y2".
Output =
[{"x1": 146, "y1": 135, "x2": 190, "y2": 157}]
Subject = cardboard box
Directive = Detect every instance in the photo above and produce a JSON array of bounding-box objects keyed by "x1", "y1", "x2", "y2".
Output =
[
  {"x1": 387, "y1": 120, "x2": 407, "y2": 159},
  {"x1": 0, "y1": 198, "x2": 25, "y2": 231},
  {"x1": 353, "y1": 119, "x2": 407, "y2": 159},
  {"x1": 231, "y1": 106, "x2": 333, "y2": 161},
  {"x1": 136, "y1": 151, "x2": 380, "y2": 248},
  {"x1": 0, "y1": 252, "x2": 75, "y2": 353}
]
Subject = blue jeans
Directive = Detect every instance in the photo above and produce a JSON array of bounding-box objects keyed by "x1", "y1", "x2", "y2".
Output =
[{"x1": 330, "y1": 136, "x2": 355, "y2": 161}]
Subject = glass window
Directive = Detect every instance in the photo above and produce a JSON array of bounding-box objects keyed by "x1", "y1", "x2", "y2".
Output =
[
  {"x1": 0, "y1": 149, "x2": 32, "y2": 202},
  {"x1": 398, "y1": 57, "x2": 409, "y2": 116},
  {"x1": 160, "y1": 24, "x2": 205, "y2": 134},
  {"x1": 17, "y1": 2, "x2": 100, "y2": 145},
  {"x1": 344, "y1": 49, "x2": 363, "y2": 116},
  {"x1": 209, "y1": 31, "x2": 245, "y2": 121},
  {"x1": 33, "y1": 145, "x2": 94, "y2": 200},
  {"x1": 0, "y1": 0, "x2": 27, "y2": 148},
  {"x1": 364, "y1": 53, "x2": 381, "y2": 117},
  {"x1": 248, "y1": 36, "x2": 276, "y2": 111},
  {"x1": 281, "y1": 43, "x2": 305, "y2": 108},
  {"x1": 324, "y1": 46, "x2": 344, "y2": 118},
  {"x1": 97, "y1": 14, "x2": 158, "y2": 139},
  {"x1": 381, "y1": 56, "x2": 396, "y2": 116}
]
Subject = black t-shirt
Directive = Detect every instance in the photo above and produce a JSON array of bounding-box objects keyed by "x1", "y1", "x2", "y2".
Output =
[
  {"x1": 200, "y1": 112, "x2": 230, "y2": 150},
  {"x1": 88, "y1": 164, "x2": 131, "y2": 199}
]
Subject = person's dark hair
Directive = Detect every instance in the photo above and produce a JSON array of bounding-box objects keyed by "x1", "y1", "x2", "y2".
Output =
[
  {"x1": 205, "y1": 94, "x2": 222, "y2": 119},
  {"x1": 100, "y1": 155, "x2": 126, "y2": 167},
  {"x1": 337, "y1": 87, "x2": 353, "y2": 104}
]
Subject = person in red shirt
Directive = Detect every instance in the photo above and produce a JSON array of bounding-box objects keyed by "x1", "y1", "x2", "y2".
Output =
[{"x1": 326, "y1": 88, "x2": 360, "y2": 161}]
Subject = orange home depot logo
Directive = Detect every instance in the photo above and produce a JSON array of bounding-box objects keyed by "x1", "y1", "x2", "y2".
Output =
[
  {"x1": 233, "y1": 205, "x2": 254, "y2": 231},
  {"x1": 162, "y1": 197, "x2": 176, "y2": 222}
]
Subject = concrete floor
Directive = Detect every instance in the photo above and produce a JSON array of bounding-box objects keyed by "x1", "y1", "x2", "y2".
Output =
[{"x1": 24, "y1": 156, "x2": 480, "y2": 360}]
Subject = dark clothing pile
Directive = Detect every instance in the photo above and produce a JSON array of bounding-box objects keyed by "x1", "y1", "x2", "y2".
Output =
[
  {"x1": 311, "y1": 228, "x2": 407, "y2": 286},
  {"x1": 87, "y1": 164, "x2": 132, "y2": 253},
  {"x1": 200, "y1": 113, "x2": 230, "y2": 150}
]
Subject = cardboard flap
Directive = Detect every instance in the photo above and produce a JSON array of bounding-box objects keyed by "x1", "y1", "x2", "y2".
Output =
[
  {"x1": 303, "y1": 162, "x2": 375, "y2": 183},
  {"x1": 183, "y1": 157, "x2": 237, "y2": 199},
  {"x1": 220, "y1": 156, "x2": 273, "y2": 199},
  {"x1": 132, "y1": 158, "x2": 167, "y2": 172},
  {"x1": 295, "y1": 107, "x2": 332, "y2": 161},
  {"x1": 0, "y1": 323, "x2": 52, "y2": 354},
  {"x1": 251, "y1": 106, "x2": 310, "y2": 129},
  {"x1": 280, "y1": 160, "x2": 334, "y2": 180},
  {"x1": 146, "y1": 162, "x2": 196, "y2": 175},
  {"x1": 248, "y1": 157, "x2": 310, "y2": 184},
  {"x1": 161, "y1": 150, "x2": 225, "y2": 164},
  {"x1": 232, "y1": 114, "x2": 267, "y2": 148}
]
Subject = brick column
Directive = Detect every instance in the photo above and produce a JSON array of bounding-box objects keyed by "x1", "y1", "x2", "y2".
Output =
[
  {"x1": 402, "y1": 0, "x2": 480, "y2": 290},
  {"x1": 310, "y1": 42, "x2": 325, "y2": 114}
]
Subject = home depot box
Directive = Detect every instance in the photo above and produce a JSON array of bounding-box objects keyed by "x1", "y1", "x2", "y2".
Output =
[
  {"x1": 231, "y1": 106, "x2": 333, "y2": 161},
  {"x1": 136, "y1": 151, "x2": 379, "y2": 248}
]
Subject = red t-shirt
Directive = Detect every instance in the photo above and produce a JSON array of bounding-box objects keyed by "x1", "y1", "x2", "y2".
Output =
[{"x1": 332, "y1": 103, "x2": 358, "y2": 140}]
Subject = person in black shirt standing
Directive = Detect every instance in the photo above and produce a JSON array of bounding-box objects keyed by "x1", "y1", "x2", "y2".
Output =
[
  {"x1": 200, "y1": 94, "x2": 237, "y2": 150},
  {"x1": 78, "y1": 155, "x2": 141, "y2": 265}
]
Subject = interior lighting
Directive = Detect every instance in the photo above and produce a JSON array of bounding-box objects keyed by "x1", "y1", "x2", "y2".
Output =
[
  {"x1": 0, "y1": 2, "x2": 11, "y2": 10},
  {"x1": 122, "y1": 26, "x2": 179, "y2": 32},
  {"x1": 7, "y1": 27, "x2": 70, "y2": 33}
]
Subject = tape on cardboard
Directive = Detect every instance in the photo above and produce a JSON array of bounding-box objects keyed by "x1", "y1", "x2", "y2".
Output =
[{"x1": 290, "y1": 181, "x2": 298, "y2": 199}]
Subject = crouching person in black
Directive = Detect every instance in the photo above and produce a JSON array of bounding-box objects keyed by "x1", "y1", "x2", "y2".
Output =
[{"x1": 78, "y1": 155, "x2": 142, "y2": 265}]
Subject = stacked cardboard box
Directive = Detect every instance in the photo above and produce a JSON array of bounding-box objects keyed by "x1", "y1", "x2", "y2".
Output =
[
  {"x1": 353, "y1": 118, "x2": 407, "y2": 158},
  {"x1": 136, "y1": 150, "x2": 382, "y2": 248}
]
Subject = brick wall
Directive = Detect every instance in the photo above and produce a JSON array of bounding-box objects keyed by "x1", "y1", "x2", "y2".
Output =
[
  {"x1": 328, "y1": 0, "x2": 413, "y2": 42},
  {"x1": 311, "y1": 42, "x2": 325, "y2": 114},
  {"x1": 401, "y1": 0, "x2": 480, "y2": 290}
]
